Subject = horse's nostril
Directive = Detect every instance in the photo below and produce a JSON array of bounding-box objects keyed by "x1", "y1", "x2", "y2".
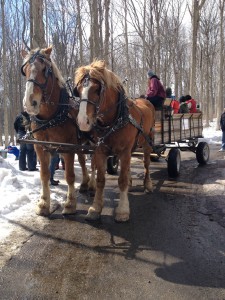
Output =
[{"x1": 32, "y1": 100, "x2": 37, "y2": 107}]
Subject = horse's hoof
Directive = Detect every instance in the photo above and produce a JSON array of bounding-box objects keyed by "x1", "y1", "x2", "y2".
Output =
[
  {"x1": 144, "y1": 187, "x2": 153, "y2": 193},
  {"x1": 79, "y1": 183, "x2": 89, "y2": 193},
  {"x1": 85, "y1": 209, "x2": 101, "y2": 221},
  {"x1": 144, "y1": 182, "x2": 153, "y2": 193},
  {"x1": 62, "y1": 206, "x2": 76, "y2": 215},
  {"x1": 115, "y1": 213, "x2": 130, "y2": 223},
  {"x1": 35, "y1": 206, "x2": 50, "y2": 216}
]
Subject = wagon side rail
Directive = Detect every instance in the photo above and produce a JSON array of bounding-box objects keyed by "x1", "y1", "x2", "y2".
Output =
[{"x1": 154, "y1": 110, "x2": 203, "y2": 146}]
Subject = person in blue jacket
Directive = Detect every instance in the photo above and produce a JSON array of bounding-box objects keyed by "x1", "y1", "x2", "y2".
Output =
[{"x1": 14, "y1": 111, "x2": 37, "y2": 171}]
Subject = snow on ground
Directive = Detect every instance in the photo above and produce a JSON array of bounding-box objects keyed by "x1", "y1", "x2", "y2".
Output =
[{"x1": 0, "y1": 119, "x2": 222, "y2": 263}]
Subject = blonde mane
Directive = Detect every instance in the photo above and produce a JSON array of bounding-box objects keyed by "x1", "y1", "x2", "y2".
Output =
[
  {"x1": 23, "y1": 48, "x2": 65, "y2": 88},
  {"x1": 75, "y1": 60, "x2": 123, "y2": 91}
]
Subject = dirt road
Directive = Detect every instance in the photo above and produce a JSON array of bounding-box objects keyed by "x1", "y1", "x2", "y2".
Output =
[{"x1": 0, "y1": 144, "x2": 225, "y2": 300}]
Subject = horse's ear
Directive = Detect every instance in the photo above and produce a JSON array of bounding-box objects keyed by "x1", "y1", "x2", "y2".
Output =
[
  {"x1": 21, "y1": 49, "x2": 28, "y2": 58},
  {"x1": 44, "y1": 45, "x2": 53, "y2": 56}
]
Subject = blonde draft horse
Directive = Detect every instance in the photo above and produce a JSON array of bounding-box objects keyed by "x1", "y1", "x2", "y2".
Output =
[
  {"x1": 75, "y1": 60, "x2": 155, "y2": 222},
  {"x1": 21, "y1": 46, "x2": 91, "y2": 216}
]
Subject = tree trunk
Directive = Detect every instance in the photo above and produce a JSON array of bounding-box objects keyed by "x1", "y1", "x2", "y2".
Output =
[
  {"x1": 104, "y1": 0, "x2": 110, "y2": 65},
  {"x1": 216, "y1": 0, "x2": 225, "y2": 130},
  {"x1": 30, "y1": 0, "x2": 46, "y2": 48},
  {"x1": 76, "y1": 0, "x2": 84, "y2": 64},
  {"x1": 89, "y1": 0, "x2": 100, "y2": 60},
  {"x1": 124, "y1": 0, "x2": 130, "y2": 94},
  {"x1": 1, "y1": 0, "x2": 9, "y2": 147},
  {"x1": 190, "y1": 0, "x2": 206, "y2": 98}
]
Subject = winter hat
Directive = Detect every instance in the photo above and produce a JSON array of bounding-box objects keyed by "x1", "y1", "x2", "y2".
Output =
[
  {"x1": 185, "y1": 95, "x2": 192, "y2": 100},
  {"x1": 147, "y1": 69, "x2": 155, "y2": 78},
  {"x1": 166, "y1": 87, "x2": 172, "y2": 98},
  {"x1": 179, "y1": 96, "x2": 186, "y2": 103}
]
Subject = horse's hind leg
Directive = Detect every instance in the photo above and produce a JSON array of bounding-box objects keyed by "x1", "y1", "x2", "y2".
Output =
[
  {"x1": 115, "y1": 152, "x2": 131, "y2": 222},
  {"x1": 88, "y1": 154, "x2": 96, "y2": 195},
  {"x1": 77, "y1": 153, "x2": 90, "y2": 193},
  {"x1": 62, "y1": 153, "x2": 77, "y2": 214},
  {"x1": 143, "y1": 144, "x2": 153, "y2": 193}
]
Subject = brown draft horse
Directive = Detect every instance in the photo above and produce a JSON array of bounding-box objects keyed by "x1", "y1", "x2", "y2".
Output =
[
  {"x1": 21, "y1": 46, "x2": 91, "y2": 216},
  {"x1": 74, "y1": 60, "x2": 155, "y2": 222}
]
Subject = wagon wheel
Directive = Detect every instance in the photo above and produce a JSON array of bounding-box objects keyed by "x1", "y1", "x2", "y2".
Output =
[
  {"x1": 107, "y1": 156, "x2": 119, "y2": 175},
  {"x1": 167, "y1": 148, "x2": 181, "y2": 178},
  {"x1": 196, "y1": 142, "x2": 210, "y2": 165}
]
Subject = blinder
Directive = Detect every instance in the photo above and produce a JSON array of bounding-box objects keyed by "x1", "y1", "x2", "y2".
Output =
[
  {"x1": 79, "y1": 74, "x2": 104, "y2": 103},
  {"x1": 21, "y1": 50, "x2": 51, "y2": 79},
  {"x1": 73, "y1": 86, "x2": 80, "y2": 97},
  {"x1": 21, "y1": 50, "x2": 53, "y2": 91}
]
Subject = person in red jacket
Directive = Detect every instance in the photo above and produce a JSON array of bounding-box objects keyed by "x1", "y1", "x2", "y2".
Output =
[
  {"x1": 166, "y1": 87, "x2": 180, "y2": 113},
  {"x1": 171, "y1": 98, "x2": 180, "y2": 113},
  {"x1": 146, "y1": 70, "x2": 166, "y2": 109},
  {"x1": 185, "y1": 95, "x2": 197, "y2": 113}
]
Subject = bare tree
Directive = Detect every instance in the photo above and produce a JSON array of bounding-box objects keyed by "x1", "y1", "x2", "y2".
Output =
[
  {"x1": 76, "y1": 0, "x2": 84, "y2": 64},
  {"x1": 30, "y1": 0, "x2": 46, "y2": 48},
  {"x1": 89, "y1": 0, "x2": 101, "y2": 60},
  {"x1": 1, "y1": 0, "x2": 9, "y2": 147},
  {"x1": 104, "y1": 0, "x2": 110, "y2": 65},
  {"x1": 216, "y1": 0, "x2": 225, "y2": 130},
  {"x1": 189, "y1": 0, "x2": 206, "y2": 98}
]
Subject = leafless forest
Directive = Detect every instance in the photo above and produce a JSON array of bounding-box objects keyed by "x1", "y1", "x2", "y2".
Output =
[{"x1": 0, "y1": 0, "x2": 224, "y2": 146}]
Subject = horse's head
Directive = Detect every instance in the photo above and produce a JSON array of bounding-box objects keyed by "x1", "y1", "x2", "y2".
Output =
[
  {"x1": 21, "y1": 46, "x2": 54, "y2": 115},
  {"x1": 75, "y1": 60, "x2": 121, "y2": 132}
]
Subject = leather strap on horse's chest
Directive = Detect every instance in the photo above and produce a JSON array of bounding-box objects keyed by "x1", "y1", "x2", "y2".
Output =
[
  {"x1": 96, "y1": 91, "x2": 153, "y2": 148},
  {"x1": 128, "y1": 114, "x2": 153, "y2": 146},
  {"x1": 30, "y1": 88, "x2": 71, "y2": 134}
]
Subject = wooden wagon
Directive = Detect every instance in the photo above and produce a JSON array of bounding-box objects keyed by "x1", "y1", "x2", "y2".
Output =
[{"x1": 146, "y1": 100, "x2": 209, "y2": 177}]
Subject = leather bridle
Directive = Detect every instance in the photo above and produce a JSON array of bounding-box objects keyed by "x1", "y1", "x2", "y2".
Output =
[
  {"x1": 21, "y1": 50, "x2": 54, "y2": 103},
  {"x1": 77, "y1": 73, "x2": 105, "y2": 112}
]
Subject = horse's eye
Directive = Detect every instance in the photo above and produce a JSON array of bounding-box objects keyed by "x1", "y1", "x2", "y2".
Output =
[{"x1": 39, "y1": 57, "x2": 44, "y2": 63}]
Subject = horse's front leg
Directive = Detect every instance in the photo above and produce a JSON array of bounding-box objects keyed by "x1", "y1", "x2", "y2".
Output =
[
  {"x1": 143, "y1": 144, "x2": 153, "y2": 193},
  {"x1": 77, "y1": 153, "x2": 90, "y2": 193},
  {"x1": 62, "y1": 153, "x2": 76, "y2": 214},
  {"x1": 35, "y1": 147, "x2": 51, "y2": 216},
  {"x1": 86, "y1": 152, "x2": 107, "y2": 221},
  {"x1": 115, "y1": 152, "x2": 131, "y2": 222}
]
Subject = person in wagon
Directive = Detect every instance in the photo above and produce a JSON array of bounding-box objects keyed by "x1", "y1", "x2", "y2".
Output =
[
  {"x1": 185, "y1": 94, "x2": 197, "y2": 113},
  {"x1": 146, "y1": 70, "x2": 166, "y2": 109},
  {"x1": 178, "y1": 96, "x2": 189, "y2": 113},
  {"x1": 166, "y1": 87, "x2": 180, "y2": 114}
]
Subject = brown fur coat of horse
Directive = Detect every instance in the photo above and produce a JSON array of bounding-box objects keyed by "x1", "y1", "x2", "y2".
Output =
[
  {"x1": 75, "y1": 60, "x2": 155, "y2": 222},
  {"x1": 21, "y1": 46, "x2": 92, "y2": 216}
]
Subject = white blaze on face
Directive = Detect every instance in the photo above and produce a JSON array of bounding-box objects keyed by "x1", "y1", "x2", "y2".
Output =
[
  {"x1": 23, "y1": 64, "x2": 40, "y2": 114},
  {"x1": 77, "y1": 81, "x2": 92, "y2": 131},
  {"x1": 23, "y1": 81, "x2": 34, "y2": 109}
]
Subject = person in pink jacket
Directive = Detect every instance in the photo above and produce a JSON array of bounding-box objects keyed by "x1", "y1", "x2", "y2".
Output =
[{"x1": 146, "y1": 70, "x2": 166, "y2": 109}]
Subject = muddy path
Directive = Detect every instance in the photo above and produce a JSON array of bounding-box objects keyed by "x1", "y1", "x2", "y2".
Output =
[{"x1": 0, "y1": 144, "x2": 225, "y2": 300}]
